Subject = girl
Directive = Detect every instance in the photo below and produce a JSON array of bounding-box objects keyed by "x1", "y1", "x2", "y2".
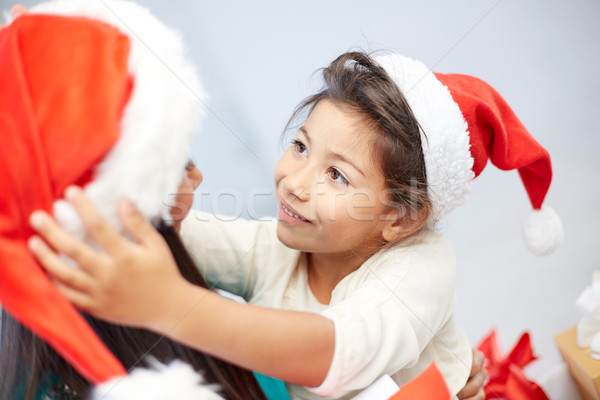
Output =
[{"x1": 28, "y1": 51, "x2": 501, "y2": 399}]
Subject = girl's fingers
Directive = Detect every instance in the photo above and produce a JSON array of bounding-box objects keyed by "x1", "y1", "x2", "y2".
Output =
[
  {"x1": 456, "y1": 380, "x2": 484, "y2": 400},
  {"x1": 51, "y1": 279, "x2": 96, "y2": 313},
  {"x1": 29, "y1": 211, "x2": 100, "y2": 275},
  {"x1": 118, "y1": 198, "x2": 163, "y2": 248},
  {"x1": 64, "y1": 186, "x2": 125, "y2": 255},
  {"x1": 470, "y1": 349, "x2": 485, "y2": 377},
  {"x1": 28, "y1": 235, "x2": 95, "y2": 293},
  {"x1": 456, "y1": 350, "x2": 488, "y2": 400}
]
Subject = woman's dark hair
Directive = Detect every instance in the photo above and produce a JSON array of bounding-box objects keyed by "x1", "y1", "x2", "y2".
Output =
[
  {"x1": 0, "y1": 221, "x2": 266, "y2": 400},
  {"x1": 286, "y1": 51, "x2": 432, "y2": 237}
]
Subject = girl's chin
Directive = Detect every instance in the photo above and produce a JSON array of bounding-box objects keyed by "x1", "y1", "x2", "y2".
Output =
[{"x1": 275, "y1": 223, "x2": 305, "y2": 250}]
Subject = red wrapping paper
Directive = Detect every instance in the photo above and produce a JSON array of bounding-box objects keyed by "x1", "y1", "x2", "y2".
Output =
[{"x1": 389, "y1": 363, "x2": 451, "y2": 400}]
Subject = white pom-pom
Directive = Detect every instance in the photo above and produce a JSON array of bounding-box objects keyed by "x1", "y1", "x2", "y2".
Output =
[
  {"x1": 523, "y1": 206, "x2": 564, "y2": 256},
  {"x1": 89, "y1": 360, "x2": 224, "y2": 400}
]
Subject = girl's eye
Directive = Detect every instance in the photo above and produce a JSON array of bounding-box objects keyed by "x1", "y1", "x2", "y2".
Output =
[
  {"x1": 328, "y1": 168, "x2": 349, "y2": 185},
  {"x1": 292, "y1": 139, "x2": 307, "y2": 154}
]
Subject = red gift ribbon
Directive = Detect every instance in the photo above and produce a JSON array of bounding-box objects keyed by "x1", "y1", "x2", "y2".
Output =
[{"x1": 477, "y1": 330, "x2": 549, "y2": 400}]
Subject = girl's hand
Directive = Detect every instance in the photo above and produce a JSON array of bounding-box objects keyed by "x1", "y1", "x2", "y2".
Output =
[
  {"x1": 28, "y1": 186, "x2": 189, "y2": 329},
  {"x1": 457, "y1": 349, "x2": 487, "y2": 400}
]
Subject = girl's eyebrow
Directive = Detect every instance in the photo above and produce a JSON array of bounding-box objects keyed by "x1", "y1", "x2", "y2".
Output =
[
  {"x1": 301, "y1": 126, "x2": 365, "y2": 178},
  {"x1": 328, "y1": 151, "x2": 366, "y2": 178},
  {"x1": 300, "y1": 126, "x2": 311, "y2": 146}
]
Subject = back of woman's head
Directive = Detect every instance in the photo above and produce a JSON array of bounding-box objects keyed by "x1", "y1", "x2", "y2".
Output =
[{"x1": 288, "y1": 51, "x2": 432, "y2": 239}]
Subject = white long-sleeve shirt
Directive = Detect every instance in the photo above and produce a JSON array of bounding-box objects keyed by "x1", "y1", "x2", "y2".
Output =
[{"x1": 181, "y1": 211, "x2": 472, "y2": 399}]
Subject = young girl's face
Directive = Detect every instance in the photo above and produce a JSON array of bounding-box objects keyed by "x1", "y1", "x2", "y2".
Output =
[{"x1": 274, "y1": 99, "x2": 393, "y2": 257}]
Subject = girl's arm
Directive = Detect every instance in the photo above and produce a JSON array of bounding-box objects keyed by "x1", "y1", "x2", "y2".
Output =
[
  {"x1": 28, "y1": 187, "x2": 334, "y2": 387},
  {"x1": 178, "y1": 209, "x2": 293, "y2": 302},
  {"x1": 157, "y1": 283, "x2": 334, "y2": 387}
]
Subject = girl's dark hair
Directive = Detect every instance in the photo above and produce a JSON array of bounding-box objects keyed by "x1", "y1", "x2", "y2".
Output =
[
  {"x1": 287, "y1": 51, "x2": 432, "y2": 237},
  {"x1": 0, "y1": 221, "x2": 266, "y2": 400}
]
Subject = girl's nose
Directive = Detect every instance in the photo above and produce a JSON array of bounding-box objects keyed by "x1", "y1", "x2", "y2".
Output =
[{"x1": 283, "y1": 166, "x2": 312, "y2": 202}]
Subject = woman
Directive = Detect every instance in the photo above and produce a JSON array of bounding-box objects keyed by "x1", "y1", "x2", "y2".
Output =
[{"x1": 0, "y1": 1, "x2": 265, "y2": 399}]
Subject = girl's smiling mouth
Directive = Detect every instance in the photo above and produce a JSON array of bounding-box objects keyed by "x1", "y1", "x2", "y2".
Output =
[{"x1": 278, "y1": 199, "x2": 310, "y2": 224}]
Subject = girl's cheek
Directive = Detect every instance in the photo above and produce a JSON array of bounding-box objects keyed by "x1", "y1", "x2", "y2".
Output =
[
  {"x1": 316, "y1": 191, "x2": 346, "y2": 223},
  {"x1": 346, "y1": 189, "x2": 379, "y2": 221},
  {"x1": 273, "y1": 157, "x2": 286, "y2": 187},
  {"x1": 274, "y1": 150, "x2": 297, "y2": 190}
]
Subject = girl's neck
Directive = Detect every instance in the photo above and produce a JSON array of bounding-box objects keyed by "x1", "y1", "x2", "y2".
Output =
[{"x1": 306, "y1": 247, "x2": 379, "y2": 304}]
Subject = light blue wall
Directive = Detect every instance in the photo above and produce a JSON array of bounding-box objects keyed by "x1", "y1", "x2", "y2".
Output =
[{"x1": 8, "y1": 0, "x2": 600, "y2": 363}]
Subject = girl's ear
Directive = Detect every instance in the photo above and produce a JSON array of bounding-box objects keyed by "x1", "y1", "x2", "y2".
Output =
[
  {"x1": 382, "y1": 207, "x2": 429, "y2": 243},
  {"x1": 381, "y1": 210, "x2": 405, "y2": 243}
]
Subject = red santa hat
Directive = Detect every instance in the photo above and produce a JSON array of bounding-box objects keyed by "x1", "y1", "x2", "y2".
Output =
[
  {"x1": 0, "y1": 0, "x2": 220, "y2": 396},
  {"x1": 375, "y1": 54, "x2": 563, "y2": 256}
]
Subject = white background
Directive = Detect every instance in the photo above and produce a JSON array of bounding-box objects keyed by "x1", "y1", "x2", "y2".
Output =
[{"x1": 8, "y1": 0, "x2": 600, "y2": 364}]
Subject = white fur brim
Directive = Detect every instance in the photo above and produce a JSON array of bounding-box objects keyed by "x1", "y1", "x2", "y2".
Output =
[
  {"x1": 89, "y1": 360, "x2": 225, "y2": 400},
  {"x1": 374, "y1": 54, "x2": 474, "y2": 222},
  {"x1": 29, "y1": 0, "x2": 205, "y2": 238}
]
